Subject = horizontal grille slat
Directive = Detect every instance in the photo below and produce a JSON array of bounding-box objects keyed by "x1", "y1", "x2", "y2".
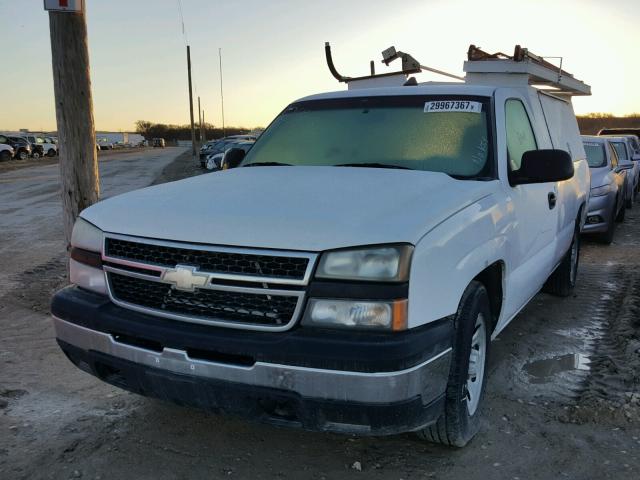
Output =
[
  {"x1": 105, "y1": 238, "x2": 308, "y2": 280},
  {"x1": 109, "y1": 273, "x2": 299, "y2": 327}
]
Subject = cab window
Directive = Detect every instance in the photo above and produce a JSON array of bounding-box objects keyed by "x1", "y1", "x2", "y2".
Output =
[
  {"x1": 608, "y1": 143, "x2": 619, "y2": 169},
  {"x1": 505, "y1": 99, "x2": 537, "y2": 172},
  {"x1": 611, "y1": 142, "x2": 628, "y2": 160}
]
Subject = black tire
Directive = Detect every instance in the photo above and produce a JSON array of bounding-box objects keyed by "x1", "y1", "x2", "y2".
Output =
[
  {"x1": 416, "y1": 281, "x2": 491, "y2": 447},
  {"x1": 615, "y1": 199, "x2": 626, "y2": 223},
  {"x1": 0, "y1": 150, "x2": 11, "y2": 162},
  {"x1": 543, "y1": 222, "x2": 580, "y2": 297},
  {"x1": 625, "y1": 191, "x2": 633, "y2": 209},
  {"x1": 32, "y1": 151, "x2": 41, "y2": 159},
  {"x1": 47, "y1": 148, "x2": 56, "y2": 157},
  {"x1": 18, "y1": 149, "x2": 28, "y2": 160},
  {"x1": 598, "y1": 218, "x2": 616, "y2": 244}
]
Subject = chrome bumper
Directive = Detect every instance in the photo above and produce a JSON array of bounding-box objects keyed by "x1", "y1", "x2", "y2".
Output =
[{"x1": 53, "y1": 316, "x2": 451, "y2": 404}]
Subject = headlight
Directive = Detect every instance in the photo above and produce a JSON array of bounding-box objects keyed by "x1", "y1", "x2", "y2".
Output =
[
  {"x1": 315, "y1": 245, "x2": 412, "y2": 282},
  {"x1": 590, "y1": 184, "x2": 611, "y2": 197},
  {"x1": 302, "y1": 298, "x2": 407, "y2": 331},
  {"x1": 71, "y1": 216, "x2": 103, "y2": 251},
  {"x1": 69, "y1": 217, "x2": 107, "y2": 295}
]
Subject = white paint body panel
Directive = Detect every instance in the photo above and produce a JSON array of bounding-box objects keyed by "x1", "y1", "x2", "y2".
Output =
[{"x1": 80, "y1": 83, "x2": 590, "y2": 333}]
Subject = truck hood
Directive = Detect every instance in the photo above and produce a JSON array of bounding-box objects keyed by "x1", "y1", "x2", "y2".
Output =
[{"x1": 81, "y1": 167, "x2": 496, "y2": 251}]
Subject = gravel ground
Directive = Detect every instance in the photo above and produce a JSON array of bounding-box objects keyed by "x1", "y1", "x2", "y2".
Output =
[
  {"x1": 0, "y1": 147, "x2": 157, "y2": 175},
  {"x1": 0, "y1": 152, "x2": 639, "y2": 479}
]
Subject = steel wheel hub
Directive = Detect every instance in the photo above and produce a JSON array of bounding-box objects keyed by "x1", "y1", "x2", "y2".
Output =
[{"x1": 466, "y1": 313, "x2": 486, "y2": 416}]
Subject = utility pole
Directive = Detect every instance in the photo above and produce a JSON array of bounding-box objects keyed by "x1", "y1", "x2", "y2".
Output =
[
  {"x1": 186, "y1": 45, "x2": 196, "y2": 158},
  {"x1": 197, "y1": 96, "x2": 202, "y2": 143},
  {"x1": 46, "y1": 0, "x2": 99, "y2": 251},
  {"x1": 202, "y1": 109, "x2": 206, "y2": 142},
  {"x1": 219, "y1": 48, "x2": 226, "y2": 138}
]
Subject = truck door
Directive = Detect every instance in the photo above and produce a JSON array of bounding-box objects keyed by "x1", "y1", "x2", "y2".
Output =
[{"x1": 497, "y1": 93, "x2": 560, "y2": 323}]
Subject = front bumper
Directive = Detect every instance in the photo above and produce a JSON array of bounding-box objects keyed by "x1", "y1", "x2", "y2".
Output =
[
  {"x1": 52, "y1": 287, "x2": 452, "y2": 435},
  {"x1": 583, "y1": 192, "x2": 615, "y2": 233}
]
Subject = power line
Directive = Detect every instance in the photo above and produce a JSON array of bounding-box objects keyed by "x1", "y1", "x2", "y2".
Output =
[
  {"x1": 176, "y1": 0, "x2": 188, "y2": 45},
  {"x1": 219, "y1": 48, "x2": 225, "y2": 137}
]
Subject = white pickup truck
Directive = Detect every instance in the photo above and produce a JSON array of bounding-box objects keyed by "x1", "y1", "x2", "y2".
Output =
[{"x1": 51, "y1": 45, "x2": 590, "y2": 447}]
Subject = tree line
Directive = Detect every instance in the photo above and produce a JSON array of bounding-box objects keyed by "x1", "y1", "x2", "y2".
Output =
[
  {"x1": 576, "y1": 114, "x2": 640, "y2": 135},
  {"x1": 135, "y1": 114, "x2": 640, "y2": 141},
  {"x1": 135, "y1": 120, "x2": 256, "y2": 141}
]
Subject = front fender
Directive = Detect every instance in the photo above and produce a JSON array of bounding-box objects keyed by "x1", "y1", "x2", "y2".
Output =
[{"x1": 407, "y1": 194, "x2": 509, "y2": 328}]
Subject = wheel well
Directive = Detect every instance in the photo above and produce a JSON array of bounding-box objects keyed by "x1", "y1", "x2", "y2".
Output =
[{"x1": 473, "y1": 261, "x2": 504, "y2": 333}]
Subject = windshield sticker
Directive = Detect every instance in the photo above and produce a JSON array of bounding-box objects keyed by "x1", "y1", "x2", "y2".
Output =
[{"x1": 424, "y1": 101, "x2": 482, "y2": 113}]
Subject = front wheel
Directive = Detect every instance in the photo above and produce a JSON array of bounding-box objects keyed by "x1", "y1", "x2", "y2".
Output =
[
  {"x1": 47, "y1": 149, "x2": 56, "y2": 157},
  {"x1": 543, "y1": 223, "x2": 580, "y2": 297},
  {"x1": 615, "y1": 199, "x2": 626, "y2": 223},
  {"x1": 32, "y1": 151, "x2": 41, "y2": 159},
  {"x1": 416, "y1": 281, "x2": 491, "y2": 447},
  {"x1": 0, "y1": 150, "x2": 11, "y2": 162},
  {"x1": 18, "y1": 150, "x2": 28, "y2": 160}
]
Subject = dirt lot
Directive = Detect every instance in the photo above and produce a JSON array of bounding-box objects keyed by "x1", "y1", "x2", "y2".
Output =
[
  {"x1": 0, "y1": 147, "x2": 160, "y2": 175},
  {"x1": 1, "y1": 153, "x2": 639, "y2": 479}
]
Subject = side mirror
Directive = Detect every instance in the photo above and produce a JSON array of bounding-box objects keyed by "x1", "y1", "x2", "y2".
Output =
[
  {"x1": 632, "y1": 153, "x2": 640, "y2": 161},
  {"x1": 510, "y1": 149, "x2": 574, "y2": 185},
  {"x1": 222, "y1": 148, "x2": 246, "y2": 170}
]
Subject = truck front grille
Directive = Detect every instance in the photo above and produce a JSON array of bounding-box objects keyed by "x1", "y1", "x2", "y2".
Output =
[
  {"x1": 108, "y1": 273, "x2": 300, "y2": 327},
  {"x1": 105, "y1": 237, "x2": 309, "y2": 281},
  {"x1": 102, "y1": 235, "x2": 316, "y2": 331}
]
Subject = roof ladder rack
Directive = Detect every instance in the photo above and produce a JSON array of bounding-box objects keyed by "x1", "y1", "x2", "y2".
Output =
[
  {"x1": 325, "y1": 42, "x2": 463, "y2": 90},
  {"x1": 464, "y1": 44, "x2": 591, "y2": 96}
]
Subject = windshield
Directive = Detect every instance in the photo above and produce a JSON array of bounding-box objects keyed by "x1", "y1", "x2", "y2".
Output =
[
  {"x1": 627, "y1": 136, "x2": 640, "y2": 154},
  {"x1": 583, "y1": 142, "x2": 607, "y2": 168},
  {"x1": 611, "y1": 142, "x2": 628, "y2": 160},
  {"x1": 242, "y1": 96, "x2": 493, "y2": 178}
]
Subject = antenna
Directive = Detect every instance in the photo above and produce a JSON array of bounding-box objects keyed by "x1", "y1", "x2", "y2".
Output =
[{"x1": 218, "y1": 48, "x2": 225, "y2": 138}]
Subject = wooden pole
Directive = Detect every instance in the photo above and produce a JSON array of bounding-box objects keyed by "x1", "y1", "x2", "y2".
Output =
[
  {"x1": 187, "y1": 45, "x2": 196, "y2": 158},
  {"x1": 48, "y1": 3, "x2": 99, "y2": 251}
]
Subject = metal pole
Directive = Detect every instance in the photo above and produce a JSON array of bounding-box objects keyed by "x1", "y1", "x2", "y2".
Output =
[
  {"x1": 219, "y1": 48, "x2": 225, "y2": 138},
  {"x1": 48, "y1": 2, "x2": 99, "y2": 253},
  {"x1": 202, "y1": 109, "x2": 206, "y2": 142},
  {"x1": 187, "y1": 45, "x2": 196, "y2": 158}
]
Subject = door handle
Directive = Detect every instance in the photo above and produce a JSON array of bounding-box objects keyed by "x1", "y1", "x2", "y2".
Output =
[{"x1": 548, "y1": 192, "x2": 557, "y2": 210}]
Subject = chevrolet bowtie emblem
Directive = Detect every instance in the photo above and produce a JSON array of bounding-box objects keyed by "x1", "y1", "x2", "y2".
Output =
[{"x1": 161, "y1": 265, "x2": 209, "y2": 292}]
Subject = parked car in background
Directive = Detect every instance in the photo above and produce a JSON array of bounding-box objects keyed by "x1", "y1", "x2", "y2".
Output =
[
  {"x1": 200, "y1": 136, "x2": 256, "y2": 167},
  {"x1": 0, "y1": 139, "x2": 14, "y2": 162},
  {"x1": 152, "y1": 138, "x2": 165, "y2": 148},
  {"x1": 602, "y1": 136, "x2": 640, "y2": 205},
  {"x1": 199, "y1": 140, "x2": 219, "y2": 160},
  {"x1": 581, "y1": 136, "x2": 627, "y2": 243},
  {"x1": 598, "y1": 128, "x2": 640, "y2": 142},
  {"x1": 219, "y1": 141, "x2": 255, "y2": 170},
  {"x1": 97, "y1": 138, "x2": 114, "y2": 150},
  {"x1": 21, "y1": 134, "x2": 58, "y2": 157},
  {"x1": 6, "y1": 136, "x2": 32, "y2": 160}
]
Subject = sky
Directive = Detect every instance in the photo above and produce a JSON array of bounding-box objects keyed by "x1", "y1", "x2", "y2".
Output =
[{"x1": 1, "y1": 0, "x2": 639, "y2": 132}]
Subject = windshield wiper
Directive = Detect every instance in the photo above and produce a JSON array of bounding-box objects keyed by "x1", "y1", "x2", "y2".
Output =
[
  {"x1": 243, "y1": 162, "x2": 292, "y2": 167},
  {"x1": 335, "y1": 162, "x2": 413, "y2": 170}
]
